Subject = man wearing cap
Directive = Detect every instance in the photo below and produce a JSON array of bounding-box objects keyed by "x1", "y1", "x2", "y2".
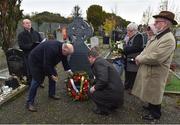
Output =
[
  {"x1": 132, "y1": 11, "x2": 177, "y2": 120},
  {"x1": 26, "y1": 40, "x2": 74, "y2": 112}
]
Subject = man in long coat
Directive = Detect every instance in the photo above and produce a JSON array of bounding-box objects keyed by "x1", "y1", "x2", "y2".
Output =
[
  {"x1": 26, "y1": 41, "x2": 74, "y2": 112},
  {"x1": 18, "y1": 19, "x2": 42, "y2": 85},
  {"x1": 132, "y1": 11, "x2": 177, "y2": 120},
  {"x1": 88, "y1": 49, "x2": 124, "y2": 115}
]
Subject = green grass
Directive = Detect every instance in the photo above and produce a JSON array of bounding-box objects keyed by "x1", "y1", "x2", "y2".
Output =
[
  {"x1": 177, "y1": 44, "x2": 180, "y2": 48},
  {"x1": 165, "y1": 75, "x2": 180, "y2": 92}
]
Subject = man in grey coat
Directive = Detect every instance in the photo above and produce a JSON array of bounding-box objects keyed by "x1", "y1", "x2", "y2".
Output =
[
  {"x1": 132, "y1": 11, "x2": 177, "y2": 120},
  {"x1": 88, "y1": 49, "x2": 124, "y2": 115}
]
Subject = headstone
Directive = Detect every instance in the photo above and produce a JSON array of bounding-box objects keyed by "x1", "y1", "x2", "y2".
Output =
[
  {"x1": 6, "y1": 48, "x2": 26, "y2": 77},
  {"x1": 103, "y1": 36, "x2": 110, "y2": 44},
  {"x1": 68, "y1": 17, "x2": 93, "y2": 78},
  {"x1": 90, "y1": 36, "x2": 99, "y2": 48}
]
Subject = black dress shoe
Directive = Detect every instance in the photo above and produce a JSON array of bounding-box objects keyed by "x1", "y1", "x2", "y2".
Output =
[
  {"x1": 26, "y1": 104, "x2": 37, "y2": 112},
  {"x1": 92, "y1": 108, "x2": 109, "y2": 116},
  {"x1": 142, "y1": 114, "x2": 160, "y2": 121},
  {"x1": 49, "y1": 95, "x2": 60, "y2": 100}
]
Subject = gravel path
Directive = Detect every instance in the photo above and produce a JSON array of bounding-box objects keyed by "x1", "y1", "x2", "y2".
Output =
[{"x1": 0, "y1": 64, "x2": 179, "y2": 124}]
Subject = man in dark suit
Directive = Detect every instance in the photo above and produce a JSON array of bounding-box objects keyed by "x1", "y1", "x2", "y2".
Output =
[
  {"x1": 26, "y1": 41, "x2": 74, "y2": 112},
  {"x1": 88, "y1": 49, "x2": 124, "y2": 115},
  {"x1": 18, "y1": 19, "x2": 42, "y2": 85}
]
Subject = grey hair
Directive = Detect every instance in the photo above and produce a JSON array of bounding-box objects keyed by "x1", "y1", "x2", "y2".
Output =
[
  {"x1": 127, "y1": 22, "x2": 138, "y2": 31},
  {"x1": 88, "y1": 48, "x2": 99, "y2": 58}
]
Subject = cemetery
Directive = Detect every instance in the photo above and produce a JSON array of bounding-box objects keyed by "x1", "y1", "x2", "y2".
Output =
[{"x1": 0, "y1": 0, "x2": 180, "y2": 124}]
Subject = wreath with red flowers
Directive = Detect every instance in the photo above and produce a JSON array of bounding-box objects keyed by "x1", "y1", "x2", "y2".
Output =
[{"x1": 65, "y1": 71, "x2": 90, "y2": 101}]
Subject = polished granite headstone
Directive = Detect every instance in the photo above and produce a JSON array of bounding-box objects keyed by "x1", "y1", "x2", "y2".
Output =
[{"x1": 6, "y1": 48, "x2": 26, "y2": 77}]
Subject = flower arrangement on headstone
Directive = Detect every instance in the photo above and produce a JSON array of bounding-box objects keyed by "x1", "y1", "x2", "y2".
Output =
[
  {"x1": 65, "y1": 71, "x2": 90, "y2": 101},
  {"x1": 111, "y1": 40, "x2": 124, "y2": 57},
  {"x1": 110, "y1": 40, "x2": 125, "y2": 76}
]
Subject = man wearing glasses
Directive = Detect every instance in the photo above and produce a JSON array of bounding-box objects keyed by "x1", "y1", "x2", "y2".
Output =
[{"x1": 132, "y1": 11, "x2": 177, "y2": 121}]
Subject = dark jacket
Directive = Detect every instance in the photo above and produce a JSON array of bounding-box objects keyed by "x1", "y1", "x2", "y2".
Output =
[
  {"x1": 123, "y1": 33, "x2": 143, "y2": 72},
  {"x1": 18, "y1": 28, "x2": 42, "y2": 54},
  {"x1": 29, "y1": 40, "x2": 70, "y2": 82},
  {"x1": 91, "y1": 57, "x2": 124, "y2": 107}
]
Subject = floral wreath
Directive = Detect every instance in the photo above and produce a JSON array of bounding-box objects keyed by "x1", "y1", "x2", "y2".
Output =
[{"x1": 65, "y1": 71, "x2": 90, "y2": 101}]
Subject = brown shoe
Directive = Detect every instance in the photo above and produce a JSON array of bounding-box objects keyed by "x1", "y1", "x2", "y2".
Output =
[
  {"x1": 48, "y1": 95, "x2": 60, "y2": 100},
  {"x1": 27, "y1": 104, "x2": 37, "y2": 112}
]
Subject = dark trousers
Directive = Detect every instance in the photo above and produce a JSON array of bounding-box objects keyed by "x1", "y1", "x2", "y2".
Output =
[
  {"x1": 148, "y1": 103, "x2": 161, "y2": 119},
  {"x1": 27, "y1": 77, "x2": 56, "y2": 105},
  {"x1": 88, "y1": 90, "x2": 118, "y2": 113},
  {"x1": 124, "y1": 71, "x2": 137, "y2": 89},
  {"x1": 24, "y1": 52, "x2": 32, "y2": 84}
]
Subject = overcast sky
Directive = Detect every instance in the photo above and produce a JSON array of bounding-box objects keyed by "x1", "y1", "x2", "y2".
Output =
[{"x1": 21, "y1": 0, "x2": 180, "y2": 24}]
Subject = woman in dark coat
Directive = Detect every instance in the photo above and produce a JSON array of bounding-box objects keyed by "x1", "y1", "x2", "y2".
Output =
[
  {"x1": 123, "y1": 22, "x2": 144, "y2": 91},
  {"x1": 88, "y1": 49, "x2": 124, "y2": 115},
  {"x1": 26, "y1": 40, "x2": 74, "y2": 112}
]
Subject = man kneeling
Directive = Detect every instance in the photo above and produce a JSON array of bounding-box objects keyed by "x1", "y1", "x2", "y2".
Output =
[{"x1": 88, "y1": 49, "x2": 124, "y2": 115}]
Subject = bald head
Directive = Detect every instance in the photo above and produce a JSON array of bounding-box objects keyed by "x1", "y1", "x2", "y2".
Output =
[
  {"x1": 22, "y1": 19, "x2": 32, "y2": 31},
  {"x1": 62, "y1": 43, "x2": 74, "y2": 56}
]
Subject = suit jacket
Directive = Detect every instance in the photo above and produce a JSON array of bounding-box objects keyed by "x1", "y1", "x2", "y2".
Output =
[
  {"x1": 91, "y1": 57, "x2": 124, "y2": 106},
  {"x1": 29, "y1": 40, "x2": 70, "y2": 82}
]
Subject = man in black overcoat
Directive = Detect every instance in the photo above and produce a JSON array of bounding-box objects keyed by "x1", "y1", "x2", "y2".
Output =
[
  {"x1": 88, "y1": 49, "x2": 124, "y2": 115},
  {"x1": 18, "y1": 19, "x2": 42, "y2": 85},
  {"x1": 26, "y1": 41, "x2": 74, "y2": 112}
]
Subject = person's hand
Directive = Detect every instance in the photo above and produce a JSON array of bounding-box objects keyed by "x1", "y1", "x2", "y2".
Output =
[
  {"x1": 66, "y1": 70, "x2": 73, "y2": 76},
  {"x1": 51, "y1": 75, "x2": 58, "y2": 82},
  {"x1": 135, "y1": 56, "x2": 140, "y2": 65},
  {"x1": 90, "y1": 85, "x2": 96, "y2": 94}
]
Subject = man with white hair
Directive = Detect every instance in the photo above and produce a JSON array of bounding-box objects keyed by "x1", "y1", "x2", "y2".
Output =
[
  {"x1": 132, "y1": 11, "x2": 177, "y2": 120},
  {"x1": 123, "y1": 22, "x2": 144, "y2": 92},
  {"x1": 26, "y1": 40, "x2": 74, "y2": 112},
  {"x1": 18, "y1": 19, "x2": 42, "y2": 85}
]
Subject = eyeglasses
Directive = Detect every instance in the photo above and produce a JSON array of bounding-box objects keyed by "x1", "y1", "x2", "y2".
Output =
[
  {"x1": 127, "y1": 30, "x2": 133, "y2": 32},
  {"x1": 154, "y1": 20, "x2": 165, "y2": 24}
]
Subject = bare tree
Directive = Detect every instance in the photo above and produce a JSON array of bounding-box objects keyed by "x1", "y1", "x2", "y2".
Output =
[
  {"x1": 71, "y1": 5, "x2": 82, "y2": 17},
  {"x1": 158, "y1": 0, "x2": 179, "y2": 25},
  {"x1": 141, "y1": 6, "x2": 153, "y2": 25}
]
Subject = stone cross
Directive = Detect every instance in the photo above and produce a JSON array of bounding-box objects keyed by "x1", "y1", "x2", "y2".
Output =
[{"x1": 67, "y1": 17, "x2": 93, "y2": 78}]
